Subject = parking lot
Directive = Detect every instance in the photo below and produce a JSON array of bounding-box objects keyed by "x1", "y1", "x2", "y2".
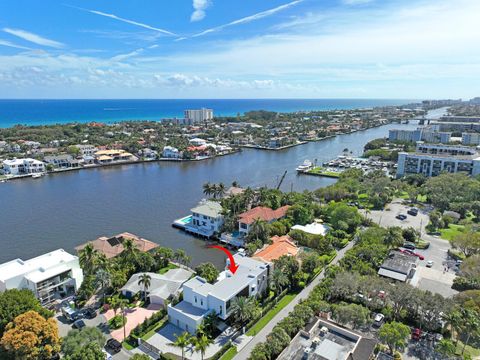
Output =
[{"x1": 361, "y1": 199, "x2": 458, "y2": 298}]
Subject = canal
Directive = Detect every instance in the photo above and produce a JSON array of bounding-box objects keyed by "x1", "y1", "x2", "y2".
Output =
[{"x1": 0, "y1": 122, "x2": 418, "y2": 266}]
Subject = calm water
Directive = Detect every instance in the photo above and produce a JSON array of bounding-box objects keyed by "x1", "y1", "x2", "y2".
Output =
[
  {"x1": 0, "y1": 99, "x2": 415, "y2": 128},
  {"x1": 0, "y1": 122, "x2": 418, "y2": 266}
]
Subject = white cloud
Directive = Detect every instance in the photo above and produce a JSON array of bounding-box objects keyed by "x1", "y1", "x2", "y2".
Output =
[
  {"x1": 342, "y1": 0, "x2": 374, "y2": 5},
  {"x1": 192, "y1": 0, "x2": 303, "y2": 37},
  {"x1": 110, "y1": 48, "x2": 145, "y2": 62},
  {"x1": 83, "y1": 9, "x2": 177, "y2": 36},
  {"x1": 3, "y1": 28, "x2": 64, "y2": 48},
  {"x1": 191, "y1": 0, "x2": 211, "y2": 22},
  {"x1": 0, "y1": 39, "x2": 31, "y2": 50}
]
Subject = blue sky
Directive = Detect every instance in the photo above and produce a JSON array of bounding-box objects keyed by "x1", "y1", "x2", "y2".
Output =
[{"x1": 0, "y1": 0, "x2": 479, "y2": 99}]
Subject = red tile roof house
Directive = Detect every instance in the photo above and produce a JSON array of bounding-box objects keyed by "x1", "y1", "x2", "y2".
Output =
[
  {"x1": 253, "y1": 235, "x2": 299, "y2": 264},
  {"x1": 238, "y1": 205, "x2": 290, "y2": 237}
]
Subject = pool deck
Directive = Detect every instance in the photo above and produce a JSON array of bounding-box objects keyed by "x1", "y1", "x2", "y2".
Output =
[{"x1": 172, "y1": 215, "x2": 192, "y2": 230}]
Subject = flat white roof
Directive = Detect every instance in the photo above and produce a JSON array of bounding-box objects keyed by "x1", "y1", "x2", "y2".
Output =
[{"x1": 0, "y1": 249, "x2": 78, "y2": 282}]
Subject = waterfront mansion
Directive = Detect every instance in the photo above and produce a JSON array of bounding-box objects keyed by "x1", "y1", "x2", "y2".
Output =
[{"x1": 167, "y1": 252, "x2": 269, "y2": 334}]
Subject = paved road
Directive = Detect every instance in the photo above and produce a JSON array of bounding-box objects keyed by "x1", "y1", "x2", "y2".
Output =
[{"x1": 233, "y1": 241, "x2": 355, "y2": 360}]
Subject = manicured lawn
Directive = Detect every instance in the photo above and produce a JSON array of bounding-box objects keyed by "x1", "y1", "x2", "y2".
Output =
[
  {"x1": 220, "y1": 346, "x2": 238, "y2": 360},
  {"x1": 246, "y1": 294, "x2": 296, "y2": 336},
  {"x1": 158, "y1": 263, "x2": 179, "y2": 274},
  {"x1": 307, "y1": 167, "x2": 341, "y2": 178},
  {"x1": 417, "y1": 194, "x2": 427, "y2": 203},
  {"x1": 455, "y1": 341, "x2": 480, "y2": 358},
  {"x1": 440, "y1": 224, "x2": 466, "y2": 241},
  {"x1": 141, "y1": 317, "x2": 168, "y2": 341},
  {"x1": 397, "y1": 191, "x2": 409, "y2": 200}
]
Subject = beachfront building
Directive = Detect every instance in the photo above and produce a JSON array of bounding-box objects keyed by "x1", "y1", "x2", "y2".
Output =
[
  {"x1": 75, "y1": 232, "x2": 159, "y2": 259},
  {"x1": 167, "y1": 252, "x2": 269, "y2": 334},
  {"x1": 184, "y1": 108, "x2": 213, "y2": 124},
  {"x1": 220, "y1": 205, "x2": 290, "y2": 247},
  {"x1": 0, "y1": 249, "x2": 84, "y2": 306},
  {"x1": 120, "y1": 268, "x2": 193, "y2": 306},
  {"x1": 94, "y1": 149, "x2": 136, "y2": 164},
  {"x1": 2, "y1": 158, "x2": 45, "y2": 175},
  {"x1": 396, "y1": 142, "x2": 480, "y2": 178},
  {"x1": 162, "y1": 146, "x2": 181, "y2": 159},
  {"x1": 185, "y1": 200, "x2": 224, "y2": 238},
  {"x1": 44, "y1": 154, "x2": 81, "y2": 169}
]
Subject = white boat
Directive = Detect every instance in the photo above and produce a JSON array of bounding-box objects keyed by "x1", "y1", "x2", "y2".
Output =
[
  {"x1": 296, "y1": 160, "x2": 313, "y2": 172},
  {"x1": 32, "y1": 173, "x2": 44, "y2": 179}
]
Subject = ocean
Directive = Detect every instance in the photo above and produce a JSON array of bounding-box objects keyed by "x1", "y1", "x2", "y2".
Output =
[{"x1": 0, "y1": 99, "x2": 416, "y2": 128}]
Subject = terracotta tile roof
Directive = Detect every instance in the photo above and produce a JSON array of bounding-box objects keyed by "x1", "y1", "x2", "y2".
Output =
[
  {"x1": 253, "y1": 235, "x2": 299, "y2": 262},
  {"x1": 238, "y1": 205, "x2": 290, "y2": 225},
  {"x1": 75, "y1": 232, "x2": 159, "y2": 259}
]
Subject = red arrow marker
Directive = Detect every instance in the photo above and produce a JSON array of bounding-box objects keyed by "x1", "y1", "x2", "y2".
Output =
[{"x1": 208, "y1": 245, "x2": 239, "y2": 274}]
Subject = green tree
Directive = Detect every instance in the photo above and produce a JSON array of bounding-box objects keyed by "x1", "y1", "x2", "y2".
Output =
[
  {"x1": 62, "y1": 327, "x2": 106, "y2": 357},
  {"x1": 249, "y1": 343, "x2": 270, "y2": 360},
  {"x1": 195, "y1": 263, "x2": 220, "y2": 284},
  {"x1": 265, "y1": 326, "x2": 290, "y2": 358},
  {"x1": 384, "y1": 227, "x2": 404, "y2": 248},
  {"x1": 64, "y1": 343, "x2": 105, "y2": 360},
  {"x1": 287, "y1": 204, "x2": 313, "y2": 226},
  {"x1": 138, "y1": 273, "x2": 152, "y2": 301},
  {"x1": 247, "y1": 218, "x2": 270, "y2": 244},
  {"x1": 378, "y1": 321, "x2": 410, "y2": 354},
  {"x1": 450, "y1": 230, "x2": 480, "y2": 257},
  {"x1": 301, "y1": 253, "x2": 320, "y2": 275},
  {"x1": 270, "y1": 268, "x2": 289, "y2": 295},
  {"x1": 78, "y1": 243, "x2": 99, "y2": 275},
  {"x1": 0, "y1": 289, "x2": 52, "y2": 336},
  {"x1": 170, "y1": 332, "x2": 192, "y2": 360},
  {"x1": 435, "y1": 339, "x2": 456, "y2": 358},
  {"x1": 231, "y1": 297, "x2": 259, "y2": 329},
  {"x1": 154, "y1": 247, "x2": 174, "y2": 269}
]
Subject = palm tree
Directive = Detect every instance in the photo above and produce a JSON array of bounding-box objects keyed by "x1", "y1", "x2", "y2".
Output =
[
  {"x1": 231, "y1": 297, "x2": 259, "y2": 330},
  {"x1": 95, "y1": 268, "x2": 111, "y2": 304},
  {"x1": 444, "y1": 309, "x2": 463, "y2": 345},
  {"x1": 119, "y1": 298, "x2": 129, "y2": 341},
  {"x1": 271, "y1": 268, "x2": 289, "y2": 295},
  {"x1": 79, "y1": 243, "x2": 98, "y2": 274},
  {"x1": 216, "y1": 183, "x2": 226, "y2": 198},
  {"x1": 192, "y1": 334, "x2": 213, "y2": 360},
  {"x1": 247, "y1": 218, "x2": 269, "y2": 244},
  {"x1": 121, "y1": 237, "x2": 138, "y2": 263},
  {"x1": 138, "y1": 273, "x2": 152, "y2": 302},
  {"x1": 203, "y1": 182, "x2": 214, "y2": 198},
  {"x1": 171, "y1": 332, "x2": 192, "y2": 360}
]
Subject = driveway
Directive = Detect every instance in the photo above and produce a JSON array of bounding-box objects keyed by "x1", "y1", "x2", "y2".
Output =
[
  {"x1": 233, "y1": 241, "x2": 355, "y2": 360},
  {"x1": 56, "y1": 311, "x2": 108, "y2": 338},
  {"x1": 105, "y1": 304, "x2": 162, "y2": 341}
]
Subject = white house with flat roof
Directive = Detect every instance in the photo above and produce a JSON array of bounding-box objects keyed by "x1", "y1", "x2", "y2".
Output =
[
  {"x1": 2, "y1": 158, "x2": 45, "y2": 175},
  {"x1": 185, "y1": 200, "x2": 224, "y2": 238},
  {"x1": 167, "y1": 253, "x2": 269, "y2": 334},
  {"x1": 0, "y1": 249, "x2": 83, "y2": 306}
]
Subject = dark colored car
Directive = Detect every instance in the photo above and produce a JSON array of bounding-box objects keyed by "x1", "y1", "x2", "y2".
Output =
[
  {"x1": 407, "y1": 208, "x2": 418, "y2": 216},
  {"x1": 106, "y1": 338, "x2": 122, "y2": 354},
  {"x1": 72, "y1": 319, "x2": 86, "y2": 329},
  {"x1": 81, "y1": 307, "x2": 97, "y2": 319},
  {"x1": 403, "y1": 242, "x2": 416, "y2": 250},
  {"x1": 396, "y1": 214, "x2": 407, "y2": 220}
]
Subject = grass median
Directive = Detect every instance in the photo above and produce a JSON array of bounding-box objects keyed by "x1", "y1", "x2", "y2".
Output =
[{"x1": 246, "y1": 294, "x2": 296, "y2": 336}]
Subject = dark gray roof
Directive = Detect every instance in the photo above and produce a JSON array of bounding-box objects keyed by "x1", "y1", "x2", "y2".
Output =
[
  {"x1": 380, "y1": 251, "x2": 417, "y2": 275},
  {"x1": 350, "y1": 338, "x2": 377, "y2": 360}
]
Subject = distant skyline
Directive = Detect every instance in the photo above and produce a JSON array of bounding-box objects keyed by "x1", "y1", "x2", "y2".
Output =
[{"x1": 0, "y1": 0, "x2": 479, "y2": 99}]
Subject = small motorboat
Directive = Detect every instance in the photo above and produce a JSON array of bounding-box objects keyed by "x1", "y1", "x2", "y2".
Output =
[{"x1": 296, "y1": 160, "x2": 313, "y2": 172}]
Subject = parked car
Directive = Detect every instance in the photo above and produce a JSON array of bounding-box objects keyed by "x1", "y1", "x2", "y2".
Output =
[
  {"x1": 403, "y1": 242, "x2": 416, "y2": 250},
  {"x1": 426, "y1": 260, "x2": 434, "y2": 267},
  {"x1": 81, "y1": 307, "x2": 97, "y2": 319},
  {"x1": 72, "y1": 319, "x2": 86, "y2": 329},
  {"x1": 407, "y1": 208, "x2": 418, "y2": 216},
  {"x1": 373, "y1": 313, "x2": 385, "y2": 327},
  {"x1": 412, "y1": 328, "x2": 422, "y2": 340},
  {"x1": 396, "y1": 214, "x2": 407, "y2": 220},
  {"x1": 61, "y1": 306, "x2": 82, "y2": 322},
  {"x1": 106, "y1": 339, "x2": 122, "y2": 354}
]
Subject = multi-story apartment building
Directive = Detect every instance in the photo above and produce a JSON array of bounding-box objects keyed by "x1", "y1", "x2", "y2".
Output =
[
  {"x1": 2, "y1": 158, "x2": 45, "y2": 175},
  {"x1": 167, "y1": 253, "x2": 269, "y2": 334},
  {"x1": 462, "y1": 133, "x2": 480, "y2": 146},
  {"x1": 0, "y1": 249, "x2": 84, "y2": 306},
  {"x1": 184, "y1": 108, "x2": 214, "y2": 124},
  {"x1": 397, "y1": 142, "x2": 480, "y2": 178},
  {"x1": 388, "y1": 128, "x2": 451, "y2": 144}
]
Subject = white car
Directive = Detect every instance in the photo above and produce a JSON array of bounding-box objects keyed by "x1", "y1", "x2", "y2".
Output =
[
  {"x1": 373, "y1": 313, "x2": 385, "y2": 327},
  {"x1": 426, "y1": 260, "x2": 434, "y2": 268}
]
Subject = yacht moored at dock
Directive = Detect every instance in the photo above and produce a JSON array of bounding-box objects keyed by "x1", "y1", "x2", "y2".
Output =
[{"x1": 296, "y1": 159, "x2": 313, "y2": 172}]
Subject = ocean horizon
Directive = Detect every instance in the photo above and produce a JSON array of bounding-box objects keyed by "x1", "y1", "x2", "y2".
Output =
[{"x1": 0, "y1": 98, "x2": 417, "y2": 128}]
